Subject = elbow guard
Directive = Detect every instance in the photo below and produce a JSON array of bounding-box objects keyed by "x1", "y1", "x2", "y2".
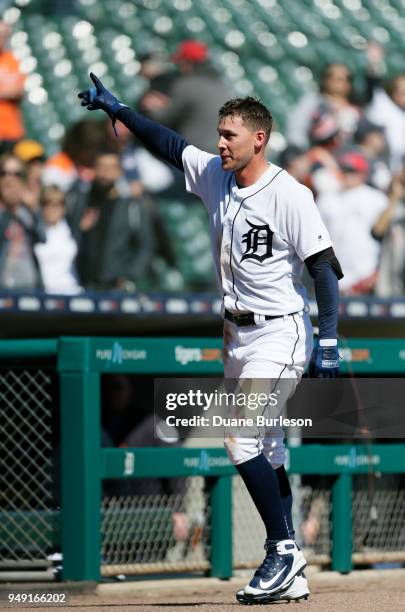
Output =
[{"x1": 305, "y1": 247, "x2": 344, "y2": 280}]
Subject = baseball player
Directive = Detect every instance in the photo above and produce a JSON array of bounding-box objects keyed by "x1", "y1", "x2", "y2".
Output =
[{"x1": 79, "y1": 74, "x2": 342, "y2": 604}]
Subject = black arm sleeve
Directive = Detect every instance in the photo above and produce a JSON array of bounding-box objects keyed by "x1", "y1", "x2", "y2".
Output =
[
  {"x1": 305, "y1": 247, "x2": 343, "y2": 340},
  {"x1": 116, "y1": 107, "x2": 189, "y2": 171}
]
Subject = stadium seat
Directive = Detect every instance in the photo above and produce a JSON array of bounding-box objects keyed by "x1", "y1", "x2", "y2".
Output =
[
  {"x1": 9, "y1": 0, "x2": 404, "y2": 162},
  {"x1": 4, "y1": 0, "x2": 402, "y2": 289},
  {"x1": 156, "y1": 198, "x2": 215, "y2": 290}
]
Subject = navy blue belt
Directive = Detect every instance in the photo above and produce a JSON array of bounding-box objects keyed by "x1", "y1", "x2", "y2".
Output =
[{"x1": 224, "y1": 308, "x2": 299, "y2": 327}]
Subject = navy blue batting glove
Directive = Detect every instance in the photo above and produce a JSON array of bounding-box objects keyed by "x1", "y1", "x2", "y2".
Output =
[
  {"x1": 78, "y1": 73, "x2": 127, "y2": 133},
  {"x1": 308, "y1": 340, "x2": 340, "y2": 378}
]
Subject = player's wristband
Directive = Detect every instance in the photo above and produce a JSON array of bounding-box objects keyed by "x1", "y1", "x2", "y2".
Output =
[{"x1": 319, "y1": 338, "x2": 337, "y2": 347}]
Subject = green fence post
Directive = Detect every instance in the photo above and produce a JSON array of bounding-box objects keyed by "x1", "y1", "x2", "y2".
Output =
[
  {"x1": 58, "y1": 338, "x2": 101, "y2": 581},
  {"x1": 331, "y1": 473, "x2": 353, "y2": 573},
  {"x1": 207, "y1": 475, "x2": 233, "y2": 579}
]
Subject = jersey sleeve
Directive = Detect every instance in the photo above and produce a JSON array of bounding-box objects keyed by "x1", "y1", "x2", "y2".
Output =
[
  {"x1": 286, "y1": 184, "x2": 333, "y2": 261},
  {"x1": 182, "y1": 145, "x2": 219, "y2": 204}
]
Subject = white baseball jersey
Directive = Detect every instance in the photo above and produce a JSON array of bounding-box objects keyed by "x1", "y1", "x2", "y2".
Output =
[{"x1": 182, "y1": 145, "x2": 332, "y2": 316}]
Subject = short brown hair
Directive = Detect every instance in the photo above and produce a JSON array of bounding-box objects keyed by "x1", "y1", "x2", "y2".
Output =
[{"x1": 218, "y1": 97, "x2": 273, "y2": 142}]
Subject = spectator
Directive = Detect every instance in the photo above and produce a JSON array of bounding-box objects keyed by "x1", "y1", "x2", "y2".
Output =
[
  {"x1": 306, "y1": 112, "x2": 343, "y2": 196},
  {"x1": 43, "y1": 118, "x2": 109, "y2": 191},
  {"x1": 317, "y1": 150, "x2": 388, "y2": 295},
  {"x1": 354, "y1": 118, "x2": 391, "y2": 193},
  {"x1": 138, "y1": 49, "x2": 177, "y2": 98},
  {"x1": 287, "y1": 62, "x2": 361, "y2": 149},
  {"x1": 373, "y1": 168, "x2": 405, "y2": 296},
  {"x1": 103, "y1": 119, "x2": 179, "y2": 285},
  {"x1": 104, "y1": 118, "x2": 174, "y2": 197},
  {"x1": 140, "y1": 39, "x2": 230, "y2": 153},
  {"x1": 34, "y1": 186, "x2": 81, "y2": 295},
  {"x1": 366, "y1": 74, "x2": 405, "y2": 172},
  {"x1": 105, "y1": 119, "x2": 143, "y2": 197},
  {"x1": 278, "y1": 145, "x2": 311, "y2": 185},
  {"x1": 69, "y1": 149, "x2": 154, "y2": 291},
  {"x1": 0, "y1": 20, "x2": 26, "y2": 154},
  {"x1": 14, "y1": 139, "x2": 46, "y2": 210},
  {"x1": 0, "y1": 154, "x2": 44, "y2": 289},
  {"x1": 134, "y1": 51, "x2": 180, "y2": 194}
]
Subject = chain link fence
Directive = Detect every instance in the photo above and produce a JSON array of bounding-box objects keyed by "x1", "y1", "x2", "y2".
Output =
[
  {"x1": 100, "y1": 472, "x2": 405, "y2": 576},
  {"x1": 0, "y1": 362, "x2": 403, "y2": 576},
  {"x1": 233, "y1": 476, "x2": 332, "y2": 568},
  {"x1": 234, "y1": 474, "x2": 405, "y2": 569},
  {"x1": 101, "y1": 477, "x2": 211, "y2": 576},
  {"x1": 353, "y1": 475, "x2": 405, "y2": 559},
  {"x1": 236, "y1": 475, "x2": 405, "y2": 569},
  {"x1": 0, "y1": 367, "x2": 57, "y2": 569}
]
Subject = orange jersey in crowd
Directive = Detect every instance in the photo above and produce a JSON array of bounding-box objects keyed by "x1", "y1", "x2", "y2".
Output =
[{"x1": 0, "y1": 50, "x2": 25, "y2": 141}]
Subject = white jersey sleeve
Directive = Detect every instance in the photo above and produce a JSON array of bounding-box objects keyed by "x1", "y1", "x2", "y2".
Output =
[
  {"x1": 182, "y1": 144, "x2": 220, "y2": 206},
  {"x1": 284, "y1": 183, "x2": 333, "y2": 261}
]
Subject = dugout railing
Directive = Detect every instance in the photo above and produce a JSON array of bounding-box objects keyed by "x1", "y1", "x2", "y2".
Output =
[{"x1": 1, "y1": 337, "x2": 405, "y2": 582}]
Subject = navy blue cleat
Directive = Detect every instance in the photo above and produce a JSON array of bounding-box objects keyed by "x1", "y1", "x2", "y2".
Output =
[
  {"x1": 236, "y1": 570, "x2": 310, "y2": 605},
  {"x1": 236, "y1": 538, "x2": 307, "y2": 604}
]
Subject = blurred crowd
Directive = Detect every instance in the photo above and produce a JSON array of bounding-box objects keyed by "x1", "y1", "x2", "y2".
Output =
[
  {"x1": 283, "y1": 42, "x2": 405, "y2": 297},
  {"x1": 1, "y1": 16, "x2": 405, "y2": 297}
]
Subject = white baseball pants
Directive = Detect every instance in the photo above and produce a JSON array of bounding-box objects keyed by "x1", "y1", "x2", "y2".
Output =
[{"x1": 223, "y1": 310, "x2": 313, "y2": 468}]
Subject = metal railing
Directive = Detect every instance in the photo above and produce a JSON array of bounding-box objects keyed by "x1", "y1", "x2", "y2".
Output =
[
  {"x1": 1, "y1": 337, "x2": 405, "y2": 582},
  {"x1": 0, "y1": 341, "x2": 58, "y2": 574}
]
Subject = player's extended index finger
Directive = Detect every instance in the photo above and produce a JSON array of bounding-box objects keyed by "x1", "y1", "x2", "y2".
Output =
[{"x1": 90, "y1": 72, "x2": 103, "y2": 91}]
